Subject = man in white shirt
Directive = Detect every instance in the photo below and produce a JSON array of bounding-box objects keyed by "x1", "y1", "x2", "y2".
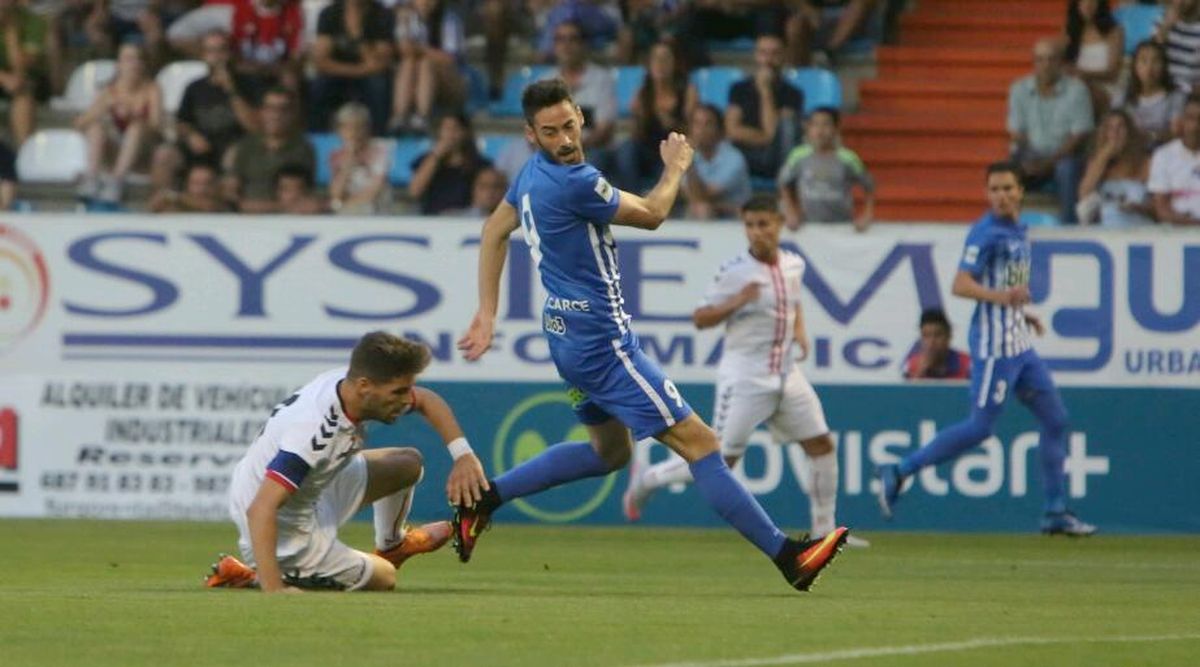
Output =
[
  {"x1": 1150, "y1": 94, "x2": 1200, "y2": 225},
  {"x1": 622, "y1": 195, "x2": 865, "y2": 546},
  {"x1": 206, "y1": 331, "x2": 489, "y2": 593}
]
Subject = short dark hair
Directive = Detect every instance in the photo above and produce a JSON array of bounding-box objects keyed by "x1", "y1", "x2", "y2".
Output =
[
  {"x1": 691, "y1": 103, "x2": 724, "y2": 129},
  {"x1": 522, "y1": 78, "x2": 574, "y2": 126},
  {"x1": 741, "y1": 193, "x2": 781, "y2": 215},
  {"x1": 985, "y1": 161, "x2": 1024, "y2": 186},
  {"x1": 809, "y1": 106, "x2": 841, "y2": 126},
  {"x1": 919, "y1": 308, "x2": 952, "y2": 332},
  {"x1": 262, "y1": 86, "x2": 294, "y2": 105},
  {"x1": 274, "y1": 163, "x2": 313, "y2": 190},
  {"x1": 348, "y1": 331, "x2": 432, "y2": 382},
  {"x1": 1186, "y1": 92, "x2": 1200, "y2": 110}
]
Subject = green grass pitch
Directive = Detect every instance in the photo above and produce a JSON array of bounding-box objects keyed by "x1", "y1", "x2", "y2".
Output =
[{"x1": 1, "y1": 519, "x2": 1198, "y2": 667}]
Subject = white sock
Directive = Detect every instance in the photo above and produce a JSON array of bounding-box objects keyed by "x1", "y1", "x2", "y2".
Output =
[
  {"x1": 642, "y1": 455, "x2": 694, "y2": 490},
  {"x1": 807, "y1": 450, "x2": 838, "y2": 538},
  {"x1": 373, "y1": 477, "x2": 419, "y2": 551}
]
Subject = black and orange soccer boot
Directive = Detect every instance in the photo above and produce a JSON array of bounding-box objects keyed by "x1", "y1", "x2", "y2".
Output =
[
  {"x1": 775, "y1": 527, "x2": 850, "y2": 592},
  {"x1": 375, "y1": 521, "x2": 453, "y2": 568},
  {"x1": 451, "y1": 503, "x2": 493, "y2": 563}
]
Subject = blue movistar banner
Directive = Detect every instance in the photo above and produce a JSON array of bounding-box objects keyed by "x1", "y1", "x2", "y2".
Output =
[{"x1": 369, "y1": 382, "x2": 1199, "y2": 534}]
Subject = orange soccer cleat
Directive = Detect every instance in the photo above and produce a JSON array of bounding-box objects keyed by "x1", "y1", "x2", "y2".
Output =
[
  {"x1": 204, "y1": 554, "x2": 258, "y2": 589},
  {"x1": 776, "y1": 527, "x2": 850, "y2": 592},
  {"x1": 375, "y1": 521, "x2": 453, "y2": 568}
]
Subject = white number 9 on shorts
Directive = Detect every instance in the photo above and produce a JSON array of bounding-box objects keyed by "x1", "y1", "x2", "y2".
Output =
[{"x1": 663, "y1": 380, "x2": 684, "y2": 408}]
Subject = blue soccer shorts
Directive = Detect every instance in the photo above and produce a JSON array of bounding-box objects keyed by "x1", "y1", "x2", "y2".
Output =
[
  {"x1": 970, "y1": 349, "x2": 1063, "y2": 419},
  {"x1": 549, "y1": 336, "x2": 693, "y2": 440}
]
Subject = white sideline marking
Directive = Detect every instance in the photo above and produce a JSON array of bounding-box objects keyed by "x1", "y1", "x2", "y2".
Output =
[{"x1": 633, "y1": 634, "x2": 1200, "y2": 667}]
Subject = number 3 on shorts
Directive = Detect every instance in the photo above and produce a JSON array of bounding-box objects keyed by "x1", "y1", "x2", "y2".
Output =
[
  {"x1": 663, "y1": 380, "x2": 684, "y2": 408},
  {"x1": 992, "y1": 380, "x2": 1008, "y2": 405}
]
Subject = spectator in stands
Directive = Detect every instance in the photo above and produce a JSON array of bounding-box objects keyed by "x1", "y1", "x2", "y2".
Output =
[
  {"x1": 902, "y1": 308, "x2": 971, "y2": 381},
  {"x1": 225, "y1": 86, "x2": 315, "y2": 212},
  {"x1": 169, "y1": 30, "x2": 258, "y2": 168},
  {"x1": 1156, "y1": 0, "x2": 1200, "y2": 89},
  {"x1": 462, "y1": 166, "x2": 507, "y2": 217},
  {"x1": 1008, "y1": 38, "x2": 1094, "y2": 224},
  {"x1": 685, "y1": 103, "x2": 751, "y2": 220},
  {"x1": 1077, "y1": 109, "x2": 1155, "y2": 226},
  {"x1": 615, "y1": 0, "x2": 682, "y2": 65},
  {"x1": 0, "y1": 140, "x2": 15, "y2": 210},
  {"x1": 1149, "y1": 94, "x2": 1200, "y2": 225},
  {"x1": 726, "y1": 33, "x2": 804, "y2": 181},
  {"x1": 75, "y1": 42, "x2": 162, "y2": 203},
  {"x1": 86, "y1": 0, "x2": 165, "y2": 57},
  {"x1": 1114, "y1": 40, "x2": 1187, "y2": 148},
  {"x1": 26, "y1": 0, "x2": 67, "y2": 94},
  {"x1": 329, "y1": 101, "x2": 392, "y2": 215},
  {"x1": 786, "y1": 0, "x2": 878, "y2": 67},
  {"x1": 148, "y1": 161, "x2": 230, "y2": 212},
  {"x1": 495, "y1": 135, "x2": 534, "y2": 182},
  {"x1": 474, "y1": 0, "x2": 516, "y2": 100},
  {"x1": 389, "y1": 0, "x2": 467, "y2": 136},
  {"x1": 309, "y1": 0, "x2": 394, "y2": 134},
  {"x1": 0, "y1": 0, "x2": 50, "y2": 145},
  {"x1": 777, "y1": 106, "x2": 874, "y2": 230},
  {"x1": 547, "y1": 21, "x2": 618, "y2": 168},
  {"x1": 1064, "y1": 0, "x2": 1123, "y2": 112},
  {"x1": 409, "y1": 112, "x2": 490, "y2": 214},
  {"x1": 534, "y1": 0, "x2": 621, "y2": 63},
  {"x1": 615, "y1": 41, "x2": 697, "y2": 192},
  {"x1": 167, "y1": 0, "x2": 236, "y2": 58},
  {"x1": 274, "y1": 163, "x2": 327, "y2": 213},
  {"x1": 229, "y1": 0, "x2": 303, "y2": 99},
  {"x1": 672, "y1": 0, "x2": 787, "y2": 69}
]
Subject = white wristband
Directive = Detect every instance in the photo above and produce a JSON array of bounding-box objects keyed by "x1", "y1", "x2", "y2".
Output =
[{"x1": 447, "y1": 437, "x2": 473, "y2": 461}]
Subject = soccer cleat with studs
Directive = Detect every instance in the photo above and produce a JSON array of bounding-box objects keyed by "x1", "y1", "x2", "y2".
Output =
[
  {"x1": 450, "y1": 504, "x2": 492, "y2": 563},
  {"x1": 374, "y1": 521, "x2": 453, "y2": 568},
  {"x1": 1041, "y1": 511, "x2": 1098, "y2": 537},
  {"x1": 777, "y1": 527, "x2": 850, "y2": 592},
  {"x1": 204, "y1": 554, "x2": 258, "y2": 589}
]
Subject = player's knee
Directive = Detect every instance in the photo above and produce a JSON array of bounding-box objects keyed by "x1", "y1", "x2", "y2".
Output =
[
  {"x1": 387, "y1": 447, "x2": 424, "y2": 485},
  {"x1": 800, "y1": 434, "x2": 834, "y2": 456},
  {"x1": 364, "y1": 560, "x2": 397, "y2": 591}
]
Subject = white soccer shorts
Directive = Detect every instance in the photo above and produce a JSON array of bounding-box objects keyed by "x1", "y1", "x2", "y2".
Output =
[
  {"x1": 712, "y1": 370, "x2": 830, "y2": 459},
  {"x1": 236, "y1": 454, "x2": 374, "y2": 591}
]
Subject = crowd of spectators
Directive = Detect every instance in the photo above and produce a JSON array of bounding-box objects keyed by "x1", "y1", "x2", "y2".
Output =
[{"x1": 0, "y1": 0, "x2": 1194, "y2": 226}]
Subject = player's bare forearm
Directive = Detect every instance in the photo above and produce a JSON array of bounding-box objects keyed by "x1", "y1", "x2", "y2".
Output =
[
  {"x1": 952, "y1": 270, "x2": 1010, "y2": 305},
  {"x1": 642, "y1": 165, "x2": 685, "y2": 222},
  {"x1": 693, "y1": 291, "x2": 749, "y2": 329},
  {"x1": 246, "y1": 479, "x2": 291, "y2": 592},
  {"x1": 476, "y1": 201, "x2": 519, "y2": 317},
  {"x1": 413, "y1": 387, "x2": 465, "y2": 443}
]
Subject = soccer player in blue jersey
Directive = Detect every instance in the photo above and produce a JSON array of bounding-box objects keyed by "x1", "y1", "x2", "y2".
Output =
[
  {"x1": 874, "y1": 162, "x2": 1097, "y2": 536},
  {"x1": 455, "y1": 78, "x2": 849, "y2": 591}
]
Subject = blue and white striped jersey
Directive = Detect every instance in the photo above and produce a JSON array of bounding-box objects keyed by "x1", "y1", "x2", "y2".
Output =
[
  {"x1": 505, "y1": 150, "x2": 630, "y2": 349},
  {"x1": 959, "y1": 212, "x2": 1033, "y2": 359}
]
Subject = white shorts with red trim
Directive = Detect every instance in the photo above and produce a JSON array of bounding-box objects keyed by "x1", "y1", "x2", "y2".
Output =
[{"x1": 712, "y1": 368, "x2": 830, "y2": 458}]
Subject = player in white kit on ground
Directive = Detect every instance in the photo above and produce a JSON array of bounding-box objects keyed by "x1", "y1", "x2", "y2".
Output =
[
  {"x1": 623, "y1": 195, "x2": 866, "y2": 547},
  {"x1": 205, "y1": 331, "x2": 489, "y2": 592}
]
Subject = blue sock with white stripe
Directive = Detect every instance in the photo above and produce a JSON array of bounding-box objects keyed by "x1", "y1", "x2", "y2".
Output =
[
  {"x1": 689, "y1": 451, "x2": 788, "y2": 559},
  {"x1": 493, "y1": 441, "x2": 611, "y2": 502},
  {"x1": 898, "y1": 411, "x2": 993, "y2": 477}
]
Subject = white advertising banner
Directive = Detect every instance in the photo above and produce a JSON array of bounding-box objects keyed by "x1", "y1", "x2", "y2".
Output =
[{"x1": 0, "y1": 215, "x2": 1195, "y2": 518}]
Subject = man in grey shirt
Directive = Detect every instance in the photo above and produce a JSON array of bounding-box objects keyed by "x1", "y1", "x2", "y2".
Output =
[
  {"x1": 545, "y1": 20, "x2": 617, "y2": 170},
  {"x1": 778, "y1": 107, "x2": 875, "y2": 231},
  {"x1": 1008, "y1": 38, "x2": 1094, "y2": 223}
]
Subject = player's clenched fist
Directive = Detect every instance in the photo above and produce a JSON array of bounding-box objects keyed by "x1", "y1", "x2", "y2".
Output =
[{"x1": 660, "y1": 132, "x2": 694, "y2": 173}]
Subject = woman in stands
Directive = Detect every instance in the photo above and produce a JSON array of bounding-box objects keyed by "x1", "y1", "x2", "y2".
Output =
[
  {"x1": 75, "y1": 42, "x2": 162, "y2": 204},
  {"x1": 1077, "y1": 108, "x2": 1155, "y2": 227},
  {"x1": 329, "y1": 101, "x2": 393, "y2": 215},
  {"x1": 1065, "y1": 0, "x2": 1124, "y2": 113},
  {"x1": 1113, "y1": 40, "x2": 1187, "y2": 149},
  {"x1": 616, "y1": 40, "x2": 697, "y2": 193},
  {"x1": 408, "y1": 111, "x2": 490, "y2": 215}
]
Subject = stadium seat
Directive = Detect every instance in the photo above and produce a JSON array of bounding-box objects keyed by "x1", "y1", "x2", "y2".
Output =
[
  {"x1": 615, "y1": 66, "x2": 646, "y2": 118},
  {"x1": 1115, "y1": 3, "x2": 1164, "y2": 55},
  {"x1": 307, "y1": 133, "x2": 341, "y2": 186},
  {"x1": 461, "y1": 63, "x2": 490, "y2": 115},
  {"x1": 51, "y1": 60, "x2": 115, "y2": 112},
  {"x1": 156, "y1": 60, "x2": 208, "y2": 114},
  {"x1": 16, "y1": 130, "x2": 89, "y2": 183},
  {"x1": 690, "y1": 66, "x2": 745, "y2": 110},
  {"x1": 707, "y1": 37, "x2": 755, "y2": 54},
  {"x1": 784, "y1": 68, "x2": 843, "y2": 114},
  {"x1": 750, "y1": 176, "x2": 775, "y2": 193},
  {"x1": 489, "y1": 66, "x2": 555, "y2": 117},
  {"x1": 477, "y1": 134, "x2": 515, "y2": 163},
  {"x1": 1020, "y1": 210, "x2": 1060, "y2": 227},
  {"x1": 390, "y1": 137, "x2": 433, "y2": 186}
]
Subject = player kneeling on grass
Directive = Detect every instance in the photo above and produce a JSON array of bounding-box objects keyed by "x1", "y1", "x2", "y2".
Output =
[
  {"x1": 623, "y1": 194, "x2": 867, "y2": 548},
  {"x1": 205, "y1": 331, "x2": 489, "y2": 593}
]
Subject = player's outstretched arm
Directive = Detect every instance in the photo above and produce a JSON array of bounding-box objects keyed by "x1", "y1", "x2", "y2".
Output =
[
  {"x1": 411, "y1": 387, "x2": 489, "y2": 506},
  {"x1": 612, "y1": 132, "x2": 694, "y2": 230},
  {"x1": 951, "y1": 270, "x2": 1029, "y2": 307},
  {"x1": 246, "y1": 478, "x2": 300, "y2": 594},
  {"x1": 458, "y1": 201, "x2": 520, "y2": 361},
  {"x1": 693, "y1": 282, "x2": 759, "y2": 329}
]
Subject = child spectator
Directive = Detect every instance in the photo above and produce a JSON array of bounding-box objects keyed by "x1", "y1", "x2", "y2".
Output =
[
  {"x1": 777, "y1": 106, "x2": 875, "y2": 231},
  {"x1": 1113, "y1": 40, "x2": 1188, "y2": 149}
]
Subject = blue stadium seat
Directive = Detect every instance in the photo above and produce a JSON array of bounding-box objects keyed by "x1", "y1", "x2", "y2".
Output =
[
  {"x1": 307, "y1": 133, "x2": 342, "y2": 186},
  {"x1": 707, "y1": 37, "x2": 755, "y2": 53},
  {"x1": 477, "y1": 134, "x2": 515, "y2": 163},
  {"x1": 489, "y1": 66, "x2": 555, "y2": 117},
  {"x1": 690, "y1": 66, "x2": 746, "y2": 110},
  {"x1": 461, "y1": 63, "x2": 491, "y2": 115},
  {"x1": 1020, "y1": 210, "x2": 1060, "y2": 227},
  {"x1": 391, "y1": 137, "x2": 433, "y2": 186},
  {"x1": 1115, "y1": 3, "x2": 1164, "y2": 55},
  {"x1": 784, "y1": 68, "x2": 843, "y2": 114},
  {"x1": 615, "y1": 66, "x2": 646, "y2": 118},
  {"x1": 751, "y1": 176, "x2": 775, "y2": 193}
]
